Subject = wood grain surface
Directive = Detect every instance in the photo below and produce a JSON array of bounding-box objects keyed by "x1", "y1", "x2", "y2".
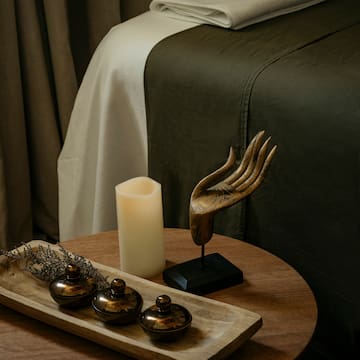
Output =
[{"x1": 0, "y1": 229, "x2": 317, "y2": 359}]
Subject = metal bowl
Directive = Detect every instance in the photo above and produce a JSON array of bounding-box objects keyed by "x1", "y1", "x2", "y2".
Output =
[
  {"x1": 49, "y1": 264, "x2": 97, "y2": 308},
  {"x1": 138, "y1": 294, "x2": 192, "y2": 342},
  {"x1": 92, "y1": 278, "x2": 143, "y2": 324}
]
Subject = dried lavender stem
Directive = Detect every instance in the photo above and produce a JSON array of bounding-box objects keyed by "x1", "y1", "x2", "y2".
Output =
[{"x1": 0, "y1": 243, "x2": 110, "y2": 289}]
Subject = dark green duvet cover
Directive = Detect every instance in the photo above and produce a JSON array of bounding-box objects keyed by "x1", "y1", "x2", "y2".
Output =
[{"x1": 145, "y1": 0, "x2": 360, "y2": 358}]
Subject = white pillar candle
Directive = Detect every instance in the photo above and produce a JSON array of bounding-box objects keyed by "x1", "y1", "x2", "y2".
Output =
[{"x1": 115, "y1": 176, "x2": 165, "y2": 278}]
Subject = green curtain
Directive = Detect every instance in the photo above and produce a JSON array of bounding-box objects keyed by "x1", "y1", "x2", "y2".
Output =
[{"x1": 0, "y1": 0, "x2": 151, "y2": 249}]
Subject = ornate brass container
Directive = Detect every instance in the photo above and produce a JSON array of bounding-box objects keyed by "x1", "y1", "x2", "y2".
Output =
[
  {"x1": 138, "y1": 294, "x2": 192, "y2": 342},
  {"x1": 49, "y1": 264, "x2": 97, "y2": 308},
  {"x1": 92, "y1": 278, "x2": 143, "y2": 324}
]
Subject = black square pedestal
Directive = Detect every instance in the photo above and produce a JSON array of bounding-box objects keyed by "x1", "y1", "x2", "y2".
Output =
[{"x1": 163, "y1": 253, "x2": 243, "y2": 295}]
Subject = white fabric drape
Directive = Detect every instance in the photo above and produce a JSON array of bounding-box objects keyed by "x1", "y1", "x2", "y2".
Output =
[
  {"x1": 58, "y1": 12, "x2": 195, "y2": 241},
  {"x1": 150, "y1": 0, "x2": 325, "y2": 29}
]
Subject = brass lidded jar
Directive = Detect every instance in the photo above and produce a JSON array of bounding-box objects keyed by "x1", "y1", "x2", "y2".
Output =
[
  {"x1": 49, "y1": 263, "x2": 97, "y2": 308},
  {"x1": 138, "y1": 294, "x2": 192, "y2": 341},
  {"x1": 92, "y1": 278, "x2": 143, "y2": 324}
]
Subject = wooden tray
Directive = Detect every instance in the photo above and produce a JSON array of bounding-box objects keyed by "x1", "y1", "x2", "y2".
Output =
[{"x1": 0, "y1": 240, "x2": 262, "y2": 360}]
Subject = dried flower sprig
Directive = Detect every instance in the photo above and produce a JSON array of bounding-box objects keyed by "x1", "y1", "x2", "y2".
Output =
[{"x1": 0, "y1": 243, "x2": 110, "y2": 290}]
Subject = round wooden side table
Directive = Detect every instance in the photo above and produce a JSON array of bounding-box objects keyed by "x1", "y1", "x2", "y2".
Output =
[
  {"x1": 0, "y1": 228, "x2": 317, "y2": 359},
  {"x1": 64, "y1": 228, "x2": 317, "y2": 360}
]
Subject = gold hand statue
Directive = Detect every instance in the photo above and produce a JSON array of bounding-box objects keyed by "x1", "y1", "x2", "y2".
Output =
[{"x1": 189, "y1": 131, "x2": 277, "y2": 246}]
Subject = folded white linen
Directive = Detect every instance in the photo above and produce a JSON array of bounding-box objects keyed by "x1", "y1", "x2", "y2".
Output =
[
  {"x1": 58, "y1": 12, "x2": 196, "y2": 241},
  {"x1": 150, "y1": 0, "x2": 325, "y2": 30}
]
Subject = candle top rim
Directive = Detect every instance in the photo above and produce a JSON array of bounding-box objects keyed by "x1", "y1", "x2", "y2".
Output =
[{"x1": 116, "y1": 176, "x2": 161, "y2": 197}]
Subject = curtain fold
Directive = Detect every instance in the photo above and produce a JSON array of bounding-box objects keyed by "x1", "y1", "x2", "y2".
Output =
[
  {"x1": 0, "y1": 0, "x2": 150, "y2": 249},
  {"x1": 0, "y1": 0, "x2": 33, "y2": 249}
]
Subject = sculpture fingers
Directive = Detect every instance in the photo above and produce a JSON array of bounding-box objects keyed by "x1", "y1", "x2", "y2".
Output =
[
  {"x1": 235, "y1": 144, "x2": 277, "y2": 195},
  {"x1": 233, "y1": 136, "x2": 272, "y2": 190},
  {"x1": 223, "y1": 130, "x2": 264, "y2": 185},
  {"x1": 204, "y1": 142, "x2": 276, "y2": 211},
  {"x1": 226, "y1": 131, "x2": 267, "y2": 188},
  {"x1": 191, "y1": 147, "x2": 236, "y2": 198}
]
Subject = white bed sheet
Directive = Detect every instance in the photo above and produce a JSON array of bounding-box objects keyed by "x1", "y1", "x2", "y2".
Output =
[
  {"x1": 150, "y1": 0, "x2": 325, "y2": 29},
  {"x1": 57, "y1": 12, "x2": 195, "y2": 241}
]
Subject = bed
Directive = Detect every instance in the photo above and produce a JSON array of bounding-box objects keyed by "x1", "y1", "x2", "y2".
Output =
[
  {"x1": 145, "y1": 1, "x2": 360, "y2": 358},
  {"x1": 59, "y1": 0, "x2": 360, "y2": 358}
]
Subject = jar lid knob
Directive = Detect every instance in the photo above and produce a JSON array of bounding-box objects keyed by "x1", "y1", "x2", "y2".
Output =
[
  {"x1": 65, "y1": 264, "x2": 80, "y2": 280},
  {"x1": 156, "y1": 294, "x2": 171, "y2": 313},
  {"x1": 110, "y1": 278, "x2": 126, "y2": 298}
]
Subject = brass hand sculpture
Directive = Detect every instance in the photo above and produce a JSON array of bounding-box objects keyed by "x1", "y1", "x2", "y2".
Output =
[{"x1": 189, "y1": 131, "x2": 277, "y2": 246}]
